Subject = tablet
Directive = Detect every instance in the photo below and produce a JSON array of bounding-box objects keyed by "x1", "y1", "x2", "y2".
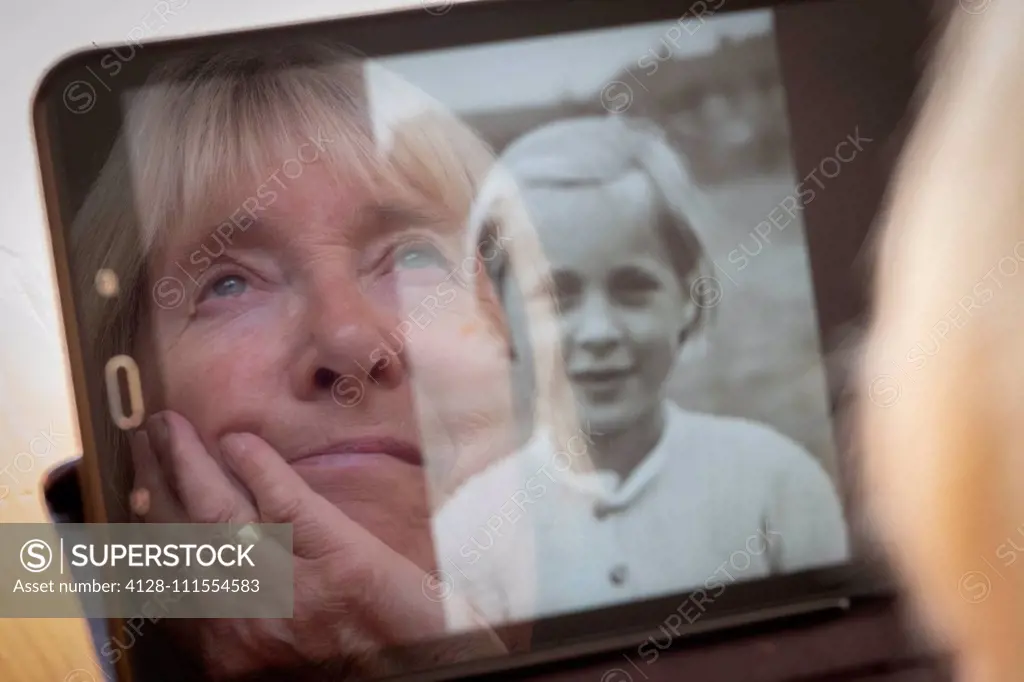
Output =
[{"x1": 32, "y1": 0, "x2": 909, "y2": 679}]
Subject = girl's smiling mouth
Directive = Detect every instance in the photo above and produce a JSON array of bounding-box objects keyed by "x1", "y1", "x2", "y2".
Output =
[{"x1": 570, "y1": 367, "x2": 635, "y2": 388}]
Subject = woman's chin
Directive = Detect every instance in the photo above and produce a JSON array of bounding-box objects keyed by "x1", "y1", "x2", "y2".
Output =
[
  {"x1": 292, "y1": 453, "x2": 428, "y2": 503},
  {"x1": 293, "y1": 454, "x2": 434, "y2": 556}
]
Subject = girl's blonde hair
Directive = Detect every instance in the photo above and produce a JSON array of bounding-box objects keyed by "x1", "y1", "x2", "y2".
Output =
[
  {"x1": 489, "y1": 115, "x2": 717, "y2": 324},
  {"x1": 861, "y1": 3, "x2": 1024, "y2": 680},
  {"x1": 70, "y1": 41, "x2": 578, "y2": 518}
]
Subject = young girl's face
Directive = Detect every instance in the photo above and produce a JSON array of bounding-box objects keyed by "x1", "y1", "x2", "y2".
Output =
[
  {"x1": 524, "y1": 171, "x2": 694, "y2": 435},
  {"x1": 136, "y1": 156, "x2": 517, "y2": 568}
]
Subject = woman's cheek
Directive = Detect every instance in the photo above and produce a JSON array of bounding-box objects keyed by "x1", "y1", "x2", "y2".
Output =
[
  {"x1": 390, "y1": 272, "x2": 470, "y2": 325},
  {"x1": 404, "y1": 306, "x2": 517, "y2": 487},
  {"x1": 155, "y1": 309, "x2": 287, "y2": 416},
  {"x1": 406, "y1": 306, "x2": 510, "y2": 389},
  {"x1": 393, "y1": 276, "x2": 514, "y2": 389},
  {"x1": 525, "y1": 296, "x2": 564, "y2": 354}
]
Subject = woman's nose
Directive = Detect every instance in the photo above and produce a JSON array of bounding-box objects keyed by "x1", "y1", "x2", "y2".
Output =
[{"x1": 293, "y1": 277, "x2": 406, "y2": 401}]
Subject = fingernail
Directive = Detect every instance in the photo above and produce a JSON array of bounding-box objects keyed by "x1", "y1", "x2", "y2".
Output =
[
  {"x1": 147, "y1": 414, "x2": 171, "y2": 454},
  {"x1": 129, "y1": 488, "x2": 151, "y2": 516},
  {"x1": 219, "y1": 434, "x2": 248, "y2": 464}
]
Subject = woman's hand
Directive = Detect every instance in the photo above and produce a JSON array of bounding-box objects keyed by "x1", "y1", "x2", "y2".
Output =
[{"x1": 130, "y1": 411, "x2": 511, "y2": 680}]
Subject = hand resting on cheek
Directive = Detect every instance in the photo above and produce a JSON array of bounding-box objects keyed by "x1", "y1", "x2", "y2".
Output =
[{"x1": 130, "y1": 410, "x2": 510, "y2": 680}]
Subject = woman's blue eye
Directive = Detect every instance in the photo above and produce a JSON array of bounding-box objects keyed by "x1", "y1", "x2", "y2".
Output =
[
  {"x1": 394, "y1": 242, "x2": 449, "y2": 271},
  {"x1": 209, "y1": 274, "x2": 248, "y2": 298}
]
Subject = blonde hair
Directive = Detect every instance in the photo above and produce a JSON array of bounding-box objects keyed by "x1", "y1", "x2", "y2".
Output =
[
  {"x1": 861, "y1": 4, "x2": 1024, "y2": 681},
  {"x1": 70, "y1": 41, "x2": 576, "y2": 517},
  {"x1": 493, "y1": 116, "x2": 716, "y2": 320}
]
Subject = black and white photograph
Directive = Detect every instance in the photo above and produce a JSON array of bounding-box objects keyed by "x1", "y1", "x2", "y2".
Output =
[{"x1": 371, "y1": 9, "x2": 853, "y2": 628}]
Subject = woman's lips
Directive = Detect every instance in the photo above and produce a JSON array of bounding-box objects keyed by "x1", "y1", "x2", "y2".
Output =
[{"x1": 290, "y1": 438, "x2": 423, "y2": 468}]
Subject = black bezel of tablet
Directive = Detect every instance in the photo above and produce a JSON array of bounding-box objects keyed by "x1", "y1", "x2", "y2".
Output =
[{"x1": 32, "y1": 0, "x2": 900, "y2": 680}]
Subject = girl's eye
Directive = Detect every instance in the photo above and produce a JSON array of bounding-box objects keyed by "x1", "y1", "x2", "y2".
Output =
[
  {"x1": 392, "y1": 241, "x2": 450, "y2": 271},
  {"x1": 608, "y1": 267, "x2": 661, "y2": 307},
  {"x1": 550, "y1": 271, "x2": 582, "y2": 311},
  {"x1": 207, "y1": 274, "x2": 248, "y2": 298}
]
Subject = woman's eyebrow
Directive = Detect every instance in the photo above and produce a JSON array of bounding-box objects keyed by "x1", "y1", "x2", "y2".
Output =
[
  {"x1": 162, "y1": 216, "x2": 269, "y2": 257},
  {"x1": 350, "y1": 202, "x2": 457, "y2": 242},
  {"x1": 157, "y1": 201, "x2": 455, "y2": 267}
]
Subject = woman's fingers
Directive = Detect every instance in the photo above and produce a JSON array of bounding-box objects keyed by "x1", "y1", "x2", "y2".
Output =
[
  {"x1": 130, "y1": 430, "x2": 183, "y2": 522},
  {"x1": 145, "y1": 411, "x2": 257, "y2": 525},
  {"x1": 218, "y1": 432, "x2": 376, "y2": 559},
  {"x1": 217, "y1": 432, "x2": 504, "y2": 652}
]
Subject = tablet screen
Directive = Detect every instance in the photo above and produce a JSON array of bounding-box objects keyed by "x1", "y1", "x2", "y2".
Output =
[
  {"x1": 375, "y1": 8, "x2": 851, "y2": 628},
  {"x1": 38, "y1": 0, "x2": 914, "y2": 679}
]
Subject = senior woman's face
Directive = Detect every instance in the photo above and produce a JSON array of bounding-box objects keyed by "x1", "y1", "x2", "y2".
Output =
[
  {"x1": 523, "y1": 171, "x2": 693, "y2": 435},
  {"x1": 136, "y1": 158, "x2": 516, "y2": 569}
]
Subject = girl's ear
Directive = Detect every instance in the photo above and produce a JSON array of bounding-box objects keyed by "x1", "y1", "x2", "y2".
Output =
[
  {"x1": 678, "y1": 314, "x2": 697, "y2": 345},
  {"x1": 677, "y1": 274, "x2": 706, "y2": 345}
]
